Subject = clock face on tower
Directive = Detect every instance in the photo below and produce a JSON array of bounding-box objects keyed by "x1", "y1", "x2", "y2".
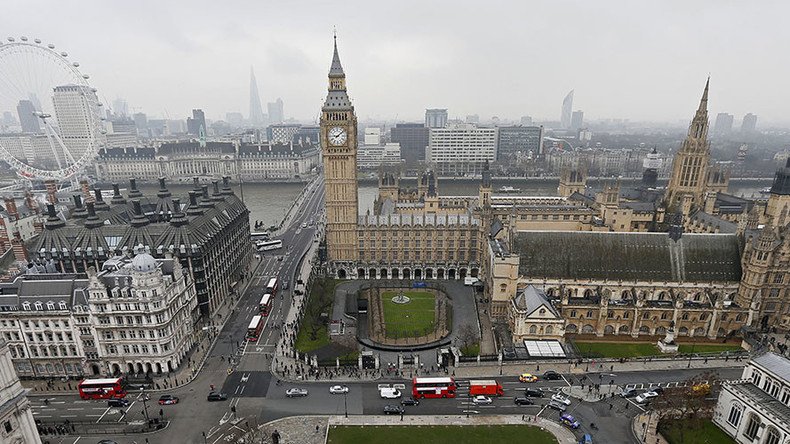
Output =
[{"x1": 328, "y1": 126, "x2": 348, "y2": 146}]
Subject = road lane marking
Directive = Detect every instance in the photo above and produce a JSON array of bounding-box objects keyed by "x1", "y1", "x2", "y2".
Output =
[{"x1": 95, "y1": 406, "x2": 111, "y2": 423}]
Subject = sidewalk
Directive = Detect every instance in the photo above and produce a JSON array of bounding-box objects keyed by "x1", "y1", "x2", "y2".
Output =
[{"x1": 632, "y1": 412, "x2": 667, "y2": 444}]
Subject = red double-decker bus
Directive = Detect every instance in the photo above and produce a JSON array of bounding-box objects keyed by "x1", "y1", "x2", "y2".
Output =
[
  {"x1": 78, "y1": 377, "x2": 127, "y2": 400},
  {"x1": 259, "y1": 293, "x2": 273, "y2": 316},
  {"x1": 246, "y1": 315, "x2": 264, "y2": 341},
  {"x1": 265, "y1": 278, "x2": 279, "y2": 295},
  {"x1": 412, "y1": 377, "x2": 457, "y2": 399}
]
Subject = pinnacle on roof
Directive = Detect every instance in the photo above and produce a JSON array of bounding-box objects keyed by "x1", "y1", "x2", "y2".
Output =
[
  {"x1": 698, "y1": 76, "x2": 710, "y2": 114},
  {"x1": 329, "y1": 33, "x2": 345, "y2": 78}
]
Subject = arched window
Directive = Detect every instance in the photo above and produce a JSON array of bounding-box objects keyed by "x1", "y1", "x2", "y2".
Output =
[
  {"x1": 529, "y1": 325, "x2": 537, "y2": 334},
  {"x1": 744, "y1": 414, "x2": 761, "y2": 440},
  {"x1": 693, "y1": 292, "x2": 702, "y2": 301},
  {"x1": 546, "y1": 326, "x2": 553, "y2": 335},
  {"x1": 682, "y1": 313, "x2": 689, "y2": 320},
  {"x1": 751, "y1": 370, "x2": 762, "y2": 387},
  {"x1": 658, "y1": 292, "x2": 667, "y2": 301},
  {"x1": 765, "y1": 427, "x2": 781, "y2": 444},
  {"x1": 726, "y1": 402, "x2": 743, "y2": 427},
  {"x1": 699, "y1": 313, "x2": 707, "y2": 321}
]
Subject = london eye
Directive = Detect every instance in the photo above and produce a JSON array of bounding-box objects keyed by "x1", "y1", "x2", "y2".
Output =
[{"x1": 0, "y1": 36, "x2": 105, "y2": 183}]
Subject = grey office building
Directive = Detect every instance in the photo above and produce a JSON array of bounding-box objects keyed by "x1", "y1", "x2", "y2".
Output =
[
  {"x1": 714, "y1": 113, "x2": 734, "y2": 135},
  {"x1": 571, "y1": 110, "x2": 584, "y2": 131},
  {"x1": 187, "y1": 109, "x2": 206, "y2": 136},
  {"x1": 496, "y1": 126, "x2": 544, "y2": 160},
  {"x1": 16, "y1": 100, "x2": 40, "y2": 133},
  {"x1": 391, "y1": 123, "x2": 429, "y2": 163},
  {"x1": 741, "y1": 113, "x2": 757, "y2": 133},
  {"x1": 425, "y1": 109, "x2": 448, "y2": 128}
]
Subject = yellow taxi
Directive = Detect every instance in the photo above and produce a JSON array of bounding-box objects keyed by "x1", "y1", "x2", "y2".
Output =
[{"x1": 519, "y1": 373, "x2": 538, "y2": 383}]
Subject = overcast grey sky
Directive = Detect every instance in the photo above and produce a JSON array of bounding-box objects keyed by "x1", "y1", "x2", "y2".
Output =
[{"x1": 2, "y1": 0, "x2": 788, "y2": 125}]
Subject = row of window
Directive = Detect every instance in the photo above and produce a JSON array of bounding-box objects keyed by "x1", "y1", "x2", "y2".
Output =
[
  {"x1": 359, "y1": 250, "x2": 477, "y2": 262},
  {"x1": 727, "y1": 404, "x2": 783, "y2": 444},
  {"x1": 18, "y1": 301, "x2": 68, "y2": 311}
]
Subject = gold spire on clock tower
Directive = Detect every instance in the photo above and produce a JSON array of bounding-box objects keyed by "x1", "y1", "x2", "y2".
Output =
[{"x1": 321, "y1": 34, "x2": 359, "y2": 268}]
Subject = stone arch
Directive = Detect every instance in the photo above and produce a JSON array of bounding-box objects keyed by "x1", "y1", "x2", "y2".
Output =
[
  {"x1": 717, "y1": 327, "x2": 726, "y2": 337},
  {"x1": 470, "y1": 268, "x2": 479, "y2": 278},
  {"x1": 459, "y1": 268, "x2": 467, "y2": 279},
  {"x1": 565, "y1": 324, "x2": 578, "y2": 333},
  {"x1": 167, "y1": 360, "x2": 174, "y2": 372},
  {"x1": 337, "y1": 269, "x2": 347, "y2": 279},
  {"x1": 391, "y1": 268, "x2": 400, "y2": 279},
  {"x1": 448, "y1": 269, "x2": 456, "y2": 280},
  {"x1": 604, "y1": 325, "x2": 615, "y2": 334},
  {"x1": 621, "y1": 290, "x2": 630, "y2": 300},
  {"x1": 136, "y1": 363, "x2": 144, "y2": 373},
  {"x1": 584, "y1": 289, "x2": 594, "y2": 298},
  {"x1": 369, "y1": 268, "x2": 377, "y2": 279},
  {"x1": 655, "y1": 326, "x2": 666, "y2": 335},
  {"x1": 403, "y1": 268, "x2": 411, "y2": 280},
  {"x1": 91, "y1": 364, "x2": 100, "y2": 375},
  {"x1": 156, "y1": 363, "x2": 163, "y2": 374},
  {"x1": 380, "y1": 268, "x2": 388, "y2": 279},
  {"x1": 679, "y1": 326, "x2": 689, "y2": 335},
  {"x1": 414, "y1": 269, "x2": 422, "y2": 280},
  {"x1": 425, "y1": 268, "x2": 433, "y2": 279},
  {"x1": 693, "y1": 292, "x2": 703, "y2": 301},
  {"x1": 546, "y1": 325, "x2": 554, "y2": 335},
  {"x1": 127, "y1": 363, "x2": 135, "y2": 373},
  {"x1": 693, "y1": 327, "x2": 705, "y2": 337},
  {"x1": 357, "y1": 268, "x2": 366, "y2": 279},
  {"x1": 145, "y1": 363, "x2": 153, "y2": 374},
  {"x1": 618, "y1": 325, "x2": 630, "y2": 334},
  {"x1": 436, "y1": 268, "x2": 445, "y2": 279},
  {"x1": 639, "y1": 326, "x2": 650, "y2": 334},
  {"x1": 112, "y1": 363, "x2": 121, "y2": 375},
  {"x1": 658, "y1": 291, "x2": 668, "y2": 300},
  {"x1": 529, "y1": 325, "x2": 537, "y2": 334}
]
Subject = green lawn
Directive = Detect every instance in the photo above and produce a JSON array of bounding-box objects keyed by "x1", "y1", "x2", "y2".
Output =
[
  {"x1": 576, "y1": 341, "x2": 743, "y2": 358},
  {"x1": 327, "y1": 425, "x2": 558, "y2": 444},
  {"x1": 381, "y1": 291, "x2": 435, "y2": 338},
  {"x1": 660, "y1": 419, "x2": 735, "y2": 444},
  {"x1": 576, "y1": 341, "x2": 661, "y2": 358},
  {"x1": 678, "y1": 344, "x2": 743, "y2": 354}
]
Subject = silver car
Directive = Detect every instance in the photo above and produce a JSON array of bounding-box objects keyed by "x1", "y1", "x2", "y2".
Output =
[{"x1": 286, "y1": 388, "x2": 308, "y2": 398}]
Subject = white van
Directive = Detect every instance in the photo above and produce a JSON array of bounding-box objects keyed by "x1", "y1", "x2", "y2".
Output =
[
  {"x1": 464, "y1": 277, "x2": 479, "y2": 286},
  {"x1": 379, "y1": 388, "x2": 402, "y2": 399}
]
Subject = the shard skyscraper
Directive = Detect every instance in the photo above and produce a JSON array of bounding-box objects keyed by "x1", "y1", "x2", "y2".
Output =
[{"x1": 249, "y1": 66, "x2": 265, "y2": 126}]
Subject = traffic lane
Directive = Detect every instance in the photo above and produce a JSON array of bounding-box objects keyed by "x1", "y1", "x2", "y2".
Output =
[
  {"x1": 259, "y1": 382, "x2": 363, "y2": 422},
  {"x1": 30, "y1": 396, "x2": 111, "y2": 423},
  {"x1": 538, "y1": 395, "x2": 634, "y2": 444},
  {"x1": 569, "y1": 366, "x2": 743, "y2": 387}
]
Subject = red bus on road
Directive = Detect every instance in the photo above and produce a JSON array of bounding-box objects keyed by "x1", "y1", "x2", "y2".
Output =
[
  {"x1": 246, "y1": 315, "x2": 264, "y2": 341},
  {"x1": 78, "y1": 377, "x2": 127, "y2": 400},
  {"x1": 265, "y1": 278, "x2": 279, "y2": 295},
  {"x1": 469, "y1": 380, "x2": 504, "y2": 396},
  {"x1": 412, "y1": 377, "x2": 457, "y2": 399},
  {"x1": 259, "y1": 293, "x2": 273, "y2": 316}
]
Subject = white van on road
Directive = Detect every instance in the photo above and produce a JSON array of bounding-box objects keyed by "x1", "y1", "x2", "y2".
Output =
[{"x1": 380, "y1": 388, "x2": 402, "y2": 399}]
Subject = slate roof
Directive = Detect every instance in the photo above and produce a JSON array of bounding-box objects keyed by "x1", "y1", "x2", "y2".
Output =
[
  {"x1": 513, "y1": 285, "x2": 560, "y2": 317},
  {"x1": 752, "y1": 352, "x2": 790, "y2": 382},
  {"x1": 690, "y1": 211, "x2": 737, "y2": 233},
  {"x1": 513, "y1": 231, "x2": 742, "y2": 282}
]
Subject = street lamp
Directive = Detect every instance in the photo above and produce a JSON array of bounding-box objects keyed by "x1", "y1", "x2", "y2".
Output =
[
  {"x1": 344, "y1": 390, "x2": 348, "y2": 418},
  {"x1": 687, "y1": 341, "x2": 696, "y2": 368},
  {"x1": 138, "y1": 389, "x2": 151, "y2": 428}
]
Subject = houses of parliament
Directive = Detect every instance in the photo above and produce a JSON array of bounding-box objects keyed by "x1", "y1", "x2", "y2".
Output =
[{"x1": 320, "y1": 39, "x2": 790, "y2": 343}]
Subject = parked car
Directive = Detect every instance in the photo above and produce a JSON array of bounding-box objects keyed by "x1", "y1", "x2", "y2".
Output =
[
  {"x1": 514, "y1": 397, "x2": 534, "y2": 406},
  {"x1": 524, "y1": 388, "x2": 545, "y2": 398},
  {"x1": 651, "y1": 386, "x2": 665, "y2": 394},
  {"x1": 547, "y1": 400, "x2": 567, "y2": 412},
  {"x1": 503, "y1": 348, "x2": 517, "y2": 358},
  {"x1": 551, "y1": 393, "x2": 572, "y2": 406},
  {"x1": 383, "y1": 405, "x2": 404, "y2": 415},
  {"x1": 542, "y1": 370, "x2": 562, "y2": 381},
  {"x1": 379, "y1": 388, "x2": 402, "y2": 399},
  {"x1": 158, "y1": 395, "x2": 179, "y2": 405},
  {"x1": 560, "y1": 413, "x2": 581, "y2": 429},
  {"x1": 472, "y1": 395, "x2": 492, "y2": 405},
  {"x1": 401, "y1": 397, "x2": 420, "y2": 406},
  {"x1": 107, "y1": 398, "x2": 130, "y2": 407},
  {"x1": 286, "y1": 388, "x2": 308, "y2": 398},
  {"x1": 619, "y1": 388, "x2": 638, "y2": 398},
  {"x1": 635, "y1": 391, "x2": 659, "y2": 404},
  {"x1": 329, "y1": 385, "x2": 349, "y2": 394},
  {"x1": 519, "y1": 373, "x2": 538, "y2": 383},
  {"x1": 207, "y1": 392, "x2": 228, "y2": 401}
]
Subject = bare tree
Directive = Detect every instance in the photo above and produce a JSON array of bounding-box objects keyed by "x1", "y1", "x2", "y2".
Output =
[
  {"x1": 458, "y1": 324, "x2": 479, "y2": 354},
  {"x1": 652, "y1": 371, "x2": 720, "y2": 443}
]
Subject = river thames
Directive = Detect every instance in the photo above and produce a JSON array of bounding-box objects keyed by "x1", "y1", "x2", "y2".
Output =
[{"x1": 137, "y1": 178, "x2": 772, "y2": 230}]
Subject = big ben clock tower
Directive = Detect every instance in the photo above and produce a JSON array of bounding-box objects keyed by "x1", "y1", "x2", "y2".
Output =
[{"x1": 321, "y1": 35, "x2": 359, "y2": 269}]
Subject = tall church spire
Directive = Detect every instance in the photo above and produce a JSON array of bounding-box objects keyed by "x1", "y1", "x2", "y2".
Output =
[
  {"x1": 324, "y1": 34, "x2": 352, "y2": 110},
  {"x1": 698, "y1": 76, "x2": 709, "y2": 113},
  {"x1": 329, "y1": 32, "x2": 345, "y2": 78}
]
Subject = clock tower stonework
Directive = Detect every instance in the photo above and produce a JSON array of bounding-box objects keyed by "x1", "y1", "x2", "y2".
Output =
[{"x1": 321, "y1": 36, "x2": 359, "y2": 267}]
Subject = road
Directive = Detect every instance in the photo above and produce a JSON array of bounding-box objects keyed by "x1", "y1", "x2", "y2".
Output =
[{"x1": 28, "y1": 177, "x2": 745, "y2": 444}]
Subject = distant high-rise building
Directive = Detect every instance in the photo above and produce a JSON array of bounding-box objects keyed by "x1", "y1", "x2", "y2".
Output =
[
  {"x1": 520, "y1": 116, "x2": 533, "y2": 126},
  {"x1": 2, "y1": 111, "x2": 15, "y2": 125},
  {"x1": 133, "y1": 112, "x2": 148, "y2": 131},
  {"x1": 713, "y1": 113, "x2": 734, "y2": 135},
  {"x1": 497, "y1": 126, "x2": 544, "y2": 159},
  {"x1": 112, "y1": 97, "x2": 129, "y2": 117},
  {"x1": 465, "y1": 114, "x2": 480, "y2": 124},
  {"x1": 187, "y1": 109, "x2": 206, "y2": 136},
  {"x1": 226, "y1": 112, "x2": 244, "y2": 127},
  {"x1": 741, "y1": 113, "x2": 758, "y2": 133},
  {"x1": 52, "y1": 84, "x2": 103, "y2": 162},
  {"x1": 425, "y1": 109, "x2": 448, "y2": 128},
  {"x1": 267, "y1": 98, "x2": 284, "y2": 124},
  {"x1": 390, "y1": 123, "x2": 429, "y2": 163},
  {"x1": 16, "y1": 100, "x2": 40, "y2": 133},
  {"x1": 571, "y1": 110, "x2": 584, "y2": 131},
  {"x1": 561, "y1": 90, "x2": 574, "y2": 128},
  {"x1": 249, "y1": 67, "x2": 265, "y2": 126},
  {"x1": 428, "y1": 123, "x2": 497, "y2": 175}
]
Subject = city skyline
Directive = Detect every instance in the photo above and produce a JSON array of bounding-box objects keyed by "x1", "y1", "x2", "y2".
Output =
[{"x1": 2, "y1": 1, "x2": 789, "y2": 125}]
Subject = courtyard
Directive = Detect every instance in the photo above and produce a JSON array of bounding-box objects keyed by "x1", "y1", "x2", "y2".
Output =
[{"x1": 381, "y1": 290, "x2": 436, "y2": 338}]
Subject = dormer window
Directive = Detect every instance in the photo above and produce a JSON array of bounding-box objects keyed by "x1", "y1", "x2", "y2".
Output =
[
  {"x1": 22, "y1": 302, "x2": 30, "y2": 311},
  {"x1": 47, "y1": 302, "x2": 55, "y2": 310},
  {"x1": 34, "y1": 302, "x2": 43, "y2": 311},
  {"x1": 59, "y1": 301, "x2": 67, "y2": 310}
]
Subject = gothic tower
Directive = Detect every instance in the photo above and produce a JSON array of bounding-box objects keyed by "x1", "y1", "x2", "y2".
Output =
[
  {"x1": 321, "y1": 35, "x2": 359, "y2": 268},
  {"x1": 558, "y1": 167, "x2": 587, "y2": 197},
  {"x1": 665, "y1": 78, "x2": 711, "y2": 215}
]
